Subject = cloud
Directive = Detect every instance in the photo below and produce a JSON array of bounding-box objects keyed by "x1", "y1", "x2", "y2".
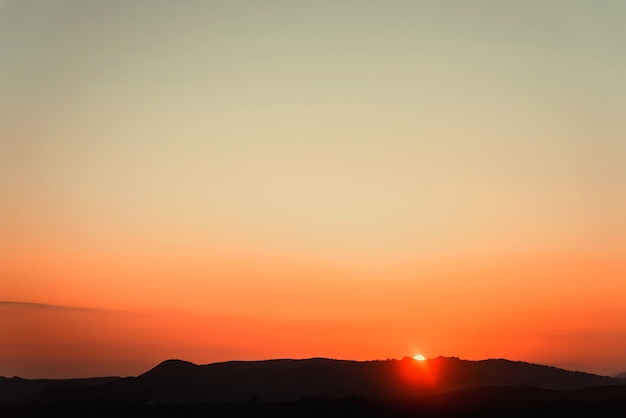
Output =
[
  {"x1": 0, "y1": 300, "x2": 126, "y2": 313},
  {"x1": 0, "y1": 300, "x2": 81, "y2": 309}
]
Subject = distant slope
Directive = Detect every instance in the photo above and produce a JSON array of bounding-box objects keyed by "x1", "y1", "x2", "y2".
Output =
[
  {"x1": 0, "y1": 376, "x2": 119, "y2": 405},
  {"x1": 614, "y1": 372, "x2": 626, "y2": 380},
  {"x1": 430, "y1": 357, "x2": 616, "y2": 390},
  {"x1": 24, "y1": 356, "x2": 620, "y2": 405}
]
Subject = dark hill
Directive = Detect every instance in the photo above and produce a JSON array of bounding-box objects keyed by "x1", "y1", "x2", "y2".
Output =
[
  {"x1": 139, "y1": 359, "x2": 197, "y2": 379},
  {"x1": 430, "y1": 357, "x2": 616, "y2": 390},
  {"x1": 0, "y1": 376, "x2": 118, "y2": 406},
  {"x1": 24, "y1": 356, "x2": 619, "y2": 406}
]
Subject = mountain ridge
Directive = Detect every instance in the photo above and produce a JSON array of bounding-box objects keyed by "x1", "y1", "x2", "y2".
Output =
[
  {"x1": 614, "y1": 372, "x2": 626, "y2": 380},
  {"x1": 3, "y1": 357, "x2": 626, "y2": 417},
  {"x1": 5, "y1": 356, "x2": 616, "y2": 407}
]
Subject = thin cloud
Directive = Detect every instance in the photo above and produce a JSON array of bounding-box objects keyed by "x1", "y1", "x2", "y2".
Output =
[{"x1": 0, "y1": 300, "x2": 110, "y2": 312}]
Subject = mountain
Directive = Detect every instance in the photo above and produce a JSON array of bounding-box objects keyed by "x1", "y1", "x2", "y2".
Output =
[
  {"x1": 615, "y1": 372, "x2": 626, "y2": 380},
  {"x1": 3, "y1": 358, "x2": 626, "y2": 417},
  {"x1": 0, "y1": 376, "x2": 118, "y2": 405},
  {"x1": 13, "y1": 356, "x2": 619, "y2": 406}
]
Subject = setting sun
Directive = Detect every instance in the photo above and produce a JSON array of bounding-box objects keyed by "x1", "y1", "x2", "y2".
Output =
[{"x1": 413, "y1": 354, "x2": 426, "y2": 361}]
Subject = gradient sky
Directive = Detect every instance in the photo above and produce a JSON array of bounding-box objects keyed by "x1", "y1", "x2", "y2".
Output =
[{"x1": 1, "y1": 0, "x2": 625, "y2": 378}]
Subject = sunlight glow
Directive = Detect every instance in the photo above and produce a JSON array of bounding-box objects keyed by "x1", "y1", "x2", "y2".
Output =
[{"x1": 413, "y1": 354, "x2": 426, "y2": 361}]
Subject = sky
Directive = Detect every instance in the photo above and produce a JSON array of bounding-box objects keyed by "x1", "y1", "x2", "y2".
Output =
[{"x1": 1, "y1": 0, "x2": 625, "y2": 378}]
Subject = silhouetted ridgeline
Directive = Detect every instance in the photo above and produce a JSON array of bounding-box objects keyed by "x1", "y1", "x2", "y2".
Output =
[
  {"x1": 0, "y1": 376, "x2": 118, "y2": 406},
  {"x1": 2, "y1": 357, "x2": 626, "y2": 417}
]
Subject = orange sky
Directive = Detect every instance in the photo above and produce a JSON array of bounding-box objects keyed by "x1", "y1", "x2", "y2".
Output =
[
  {"x1": 2, "y1": 242, "x2": 625, "y2": 377},
  {"x1": 1, "y1": 1, "x2": 626, "y2": 378}
]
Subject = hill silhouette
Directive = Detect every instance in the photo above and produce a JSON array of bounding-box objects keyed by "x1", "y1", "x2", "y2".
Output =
[
  {"x1": 3, "y1": 356, "x2": 618, "y2": 405},
  {"x1": 0, "y1": 376, "x2": 118, "y2": 406},
  {"x1": 2, "y1": 357, "x2": 626, "y2": 417}
]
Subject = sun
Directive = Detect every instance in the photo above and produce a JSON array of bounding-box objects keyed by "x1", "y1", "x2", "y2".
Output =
[{"x1": 413, "y1": 354, "x2": 426, "y2": 361}]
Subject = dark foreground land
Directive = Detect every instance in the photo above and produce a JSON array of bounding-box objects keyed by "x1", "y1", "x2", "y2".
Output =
[
  {"x1": 3, "y1": 357, "x2": 626, "y2": 417},
  {"x1": 4, "y1": 386, "x2": 626, "y2": 418}
]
